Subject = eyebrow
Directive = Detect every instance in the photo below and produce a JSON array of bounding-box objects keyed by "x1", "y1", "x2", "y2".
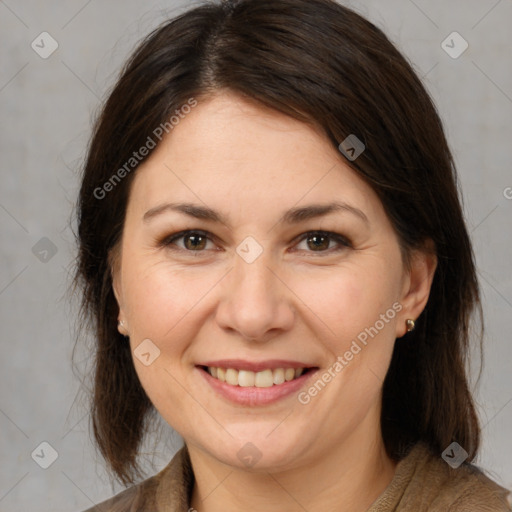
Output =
[{"x1": 143, "y1": 201, "x2": 369, "y2": 226}]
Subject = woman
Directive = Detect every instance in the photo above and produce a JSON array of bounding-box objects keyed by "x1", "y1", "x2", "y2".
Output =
[{"x1": 74, "y1": 0, "x2": 511, "y2": 510}]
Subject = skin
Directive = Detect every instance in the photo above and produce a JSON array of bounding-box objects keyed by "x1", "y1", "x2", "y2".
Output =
[{"x1": 112, "y1": 91, "x2": 437, "y2": 511}]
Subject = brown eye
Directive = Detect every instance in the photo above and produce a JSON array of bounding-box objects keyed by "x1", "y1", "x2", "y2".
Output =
[
  {"x1": 306, "y1": 233, "x2": 330, "y2": 251},
  {"x1": 161, "y1": 230, "x2": 215, "y2": 252},
  {"x1": 183, "y1": 233, "x2": 207, "y2": 250},
  {"x1": 295, "y1": 231, "x2": 351, "y2": 253}
]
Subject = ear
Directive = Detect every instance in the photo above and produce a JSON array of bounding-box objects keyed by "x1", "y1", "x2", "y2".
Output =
[
  {"x1": 396, "y1": 240, "x2": 437, "y2": 338},
  {"x1": 109, "y1": 245, "x2": 128, "y2": 336}
]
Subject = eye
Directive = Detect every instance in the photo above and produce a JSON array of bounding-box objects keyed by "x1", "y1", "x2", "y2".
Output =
[
  {"x1": 293, "y1": 231, "x2": 351, "y2": 253},
  {"x1": 161, "y1": 230, "x2": 216, "y2": 252},
  {"x1": 158, "y1": 229, "x2": 351, "y2": 255}
]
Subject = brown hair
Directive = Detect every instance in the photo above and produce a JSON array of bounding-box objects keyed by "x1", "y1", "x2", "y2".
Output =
[{"x1": 73, "y1": 0, "x2": 482, "y2": 485}]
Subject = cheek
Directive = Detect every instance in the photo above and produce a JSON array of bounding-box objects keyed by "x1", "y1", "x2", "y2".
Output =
[
  {"x1": 292, "y1": 263, "x2": 399, "y2": 347},
  {"x1": 121, "y1": 258, "x2": 220, "y2": 341},
  {"x1": 294, "y1": 267, "x2": 400, "y2": 422},
  {"x1": 121, "y1": 261, "x2": 206, "y2": 426}
]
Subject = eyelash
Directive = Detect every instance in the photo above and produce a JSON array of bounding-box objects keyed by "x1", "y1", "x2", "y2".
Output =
[{"x1": 158, "y1": 229, "x2": 352, "y2": 256}]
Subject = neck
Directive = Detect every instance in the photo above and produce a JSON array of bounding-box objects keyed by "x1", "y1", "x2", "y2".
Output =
[{"x1": 188, "y1": 412, "x2": 396, "y2": 511}]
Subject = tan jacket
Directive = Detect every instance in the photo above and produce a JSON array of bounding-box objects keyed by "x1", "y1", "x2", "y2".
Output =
[{"x1": 82, "y1": 442, "x2": 512, "y2": 511}]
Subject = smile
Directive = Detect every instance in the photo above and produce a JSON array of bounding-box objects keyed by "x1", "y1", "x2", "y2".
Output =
[
  {"x1": 205, "y1": 366, "x2": 306, "y2": 387},
  {"x1": 196, "y1": 361, "x2": 318, "y2": 406}
]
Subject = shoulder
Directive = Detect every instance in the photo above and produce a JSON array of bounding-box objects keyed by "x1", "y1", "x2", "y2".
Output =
[
  {"x1": 370, "y1": 442, "x2": 512, "y2": 511},
  {"x1": 79, "y1": 482, "x2": 153, "y2": 512},
  {"x1": 78, "y1": 446, "x2": 193, "y2": 512},
  {"x1": 418, "y1": 444, "x2": 511, "y2": 510},
  {"x1": 78, "y1": 472, "x2": 161, "y2": 512},
  {"x1": 425, "y1": 452, "x2": 512, "y2": 511}
]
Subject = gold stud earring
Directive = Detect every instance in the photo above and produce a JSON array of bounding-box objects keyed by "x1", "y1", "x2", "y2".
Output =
[{"x1": 406, "y1": 319, "x2": 415, "y2": 332}]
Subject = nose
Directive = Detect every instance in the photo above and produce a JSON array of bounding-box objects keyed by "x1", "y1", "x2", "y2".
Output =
[{"x1": 214, "y1": 250, "x2": 295, "y2": 343}]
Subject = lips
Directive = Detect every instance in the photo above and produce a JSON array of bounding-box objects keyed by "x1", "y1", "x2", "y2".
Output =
[{"x1": 196, "y1": 359, "x2": 318, "y2": 405}]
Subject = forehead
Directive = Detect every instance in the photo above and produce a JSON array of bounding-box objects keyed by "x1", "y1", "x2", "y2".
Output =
[{"x1": 127, "y1": 92, "x2": 382, "y2": 223}]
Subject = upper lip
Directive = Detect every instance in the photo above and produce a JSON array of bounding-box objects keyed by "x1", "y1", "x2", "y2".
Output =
[{"x1": 197, "y1": 359, "x2": 315, "y2": 372}]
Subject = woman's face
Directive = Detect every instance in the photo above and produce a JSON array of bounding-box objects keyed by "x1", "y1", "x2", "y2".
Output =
[{"x1": 113, "y1": 92, "x2": 433, "y2": 471}]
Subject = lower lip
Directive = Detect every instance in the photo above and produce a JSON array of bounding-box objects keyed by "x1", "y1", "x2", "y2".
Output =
[{"x1": 196, "y1": 367, "x2": 318, "y2": 406}]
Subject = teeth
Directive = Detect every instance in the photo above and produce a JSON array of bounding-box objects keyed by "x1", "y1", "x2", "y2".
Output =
[
  {"x1": 255, "y1": 369, "x2": 273, "y2": 388},
  {"x1": 284, "y1": 368, "x2": 295, "y2": 381},
  {"x1": 225, "y1": 368, "x2": 238, "y2": 386},
  {"x1": 238, "y1": 370, "x2": 255, "y2": 387},
  {"x1": 273, "y1": 368, "x2": 285, "y2": 385},
  {"x1": 206, "y1": 366, "x2": 307, "y2": 387}
]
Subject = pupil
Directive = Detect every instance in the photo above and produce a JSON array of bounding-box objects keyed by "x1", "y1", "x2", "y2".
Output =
[
  {"x1": 185, "y1": 234, "x2": 205, "y2": 250},
  {"x1": 308, "y1": 234, "x2": 329, "y2": 251}
]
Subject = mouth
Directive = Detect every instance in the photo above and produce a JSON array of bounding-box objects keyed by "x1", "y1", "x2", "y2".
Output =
[
  {"x1": 200, "y1": 365, "x2": 312, "y2": 387},
  {"x1": 195, "y1": 360, "x2": 319, "y2": 406}
]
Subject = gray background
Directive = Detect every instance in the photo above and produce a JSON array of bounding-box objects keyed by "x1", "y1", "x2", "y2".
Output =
[{"x1": 1, "y1": 0, "x2": 511, "y2": 510}]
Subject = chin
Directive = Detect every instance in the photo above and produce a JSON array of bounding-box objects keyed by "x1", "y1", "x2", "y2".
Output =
[{"x1": 194, "y1": 425, "x2": 311, "y2": 472}]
